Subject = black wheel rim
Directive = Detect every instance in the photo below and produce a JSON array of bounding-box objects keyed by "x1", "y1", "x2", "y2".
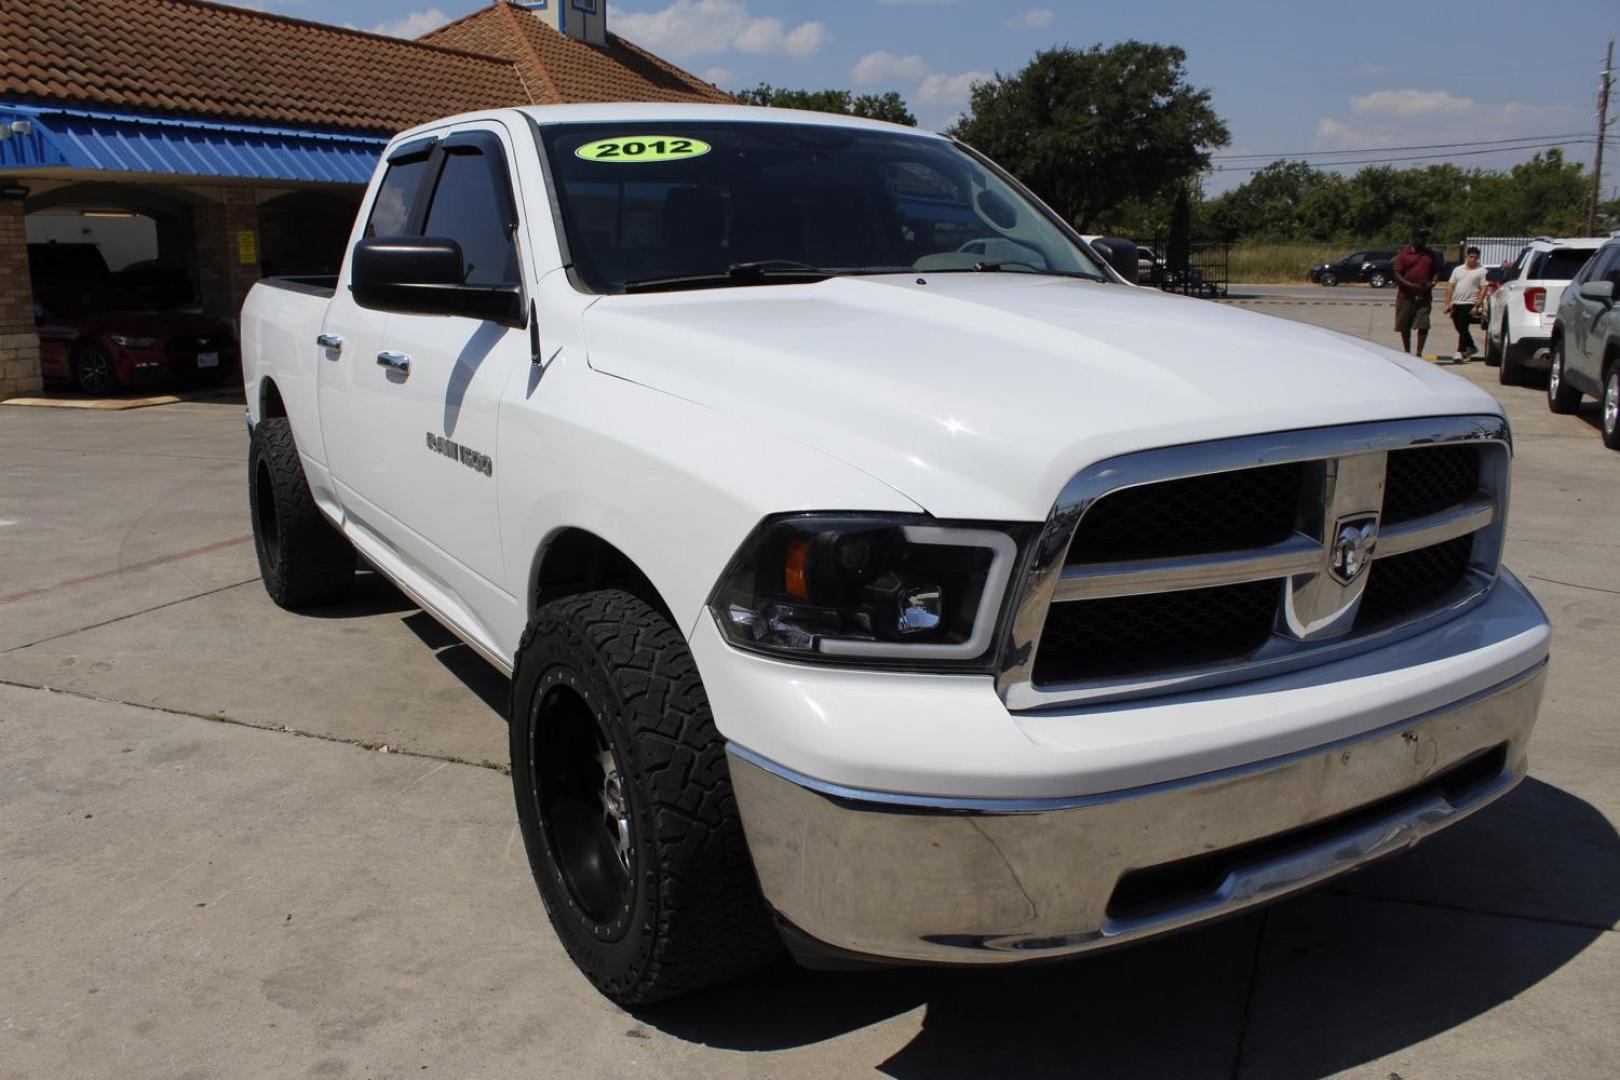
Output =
[
  {"x1": 254, "y1": 460, "x2": 281, "y2": 572},
  {"x1": 76, "y1": 349, "x2": 114, "y2": 395},
  {"x1": 533, "y1": 683, "x2": 634, "y2": 930}
]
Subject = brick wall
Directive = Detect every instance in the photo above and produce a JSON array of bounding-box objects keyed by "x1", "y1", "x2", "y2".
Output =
[
  {"x1": 0, "y1": 197, "x2": 44, "y2": 399},
  {"x1": 194, "y1": 187, "x2": 262, "y2": 325}
]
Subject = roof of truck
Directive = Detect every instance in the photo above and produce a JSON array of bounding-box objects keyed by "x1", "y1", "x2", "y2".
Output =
[{"x1": 394, "y1": 103, "x2": 941, "y2": 143}]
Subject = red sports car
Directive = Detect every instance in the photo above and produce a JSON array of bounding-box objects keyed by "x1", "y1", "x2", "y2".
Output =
[
  {"x1": 36, "y1": 305, "x2": 239, "y2": 395},
  {"x1": 30, "y1": 242, "x2": 238, "y2": 395}
]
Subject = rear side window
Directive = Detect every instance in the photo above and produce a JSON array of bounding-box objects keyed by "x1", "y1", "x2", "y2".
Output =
[
  {"x1": 366, "y1": 158, "x2": 430, "y2": 238},
  {"x1": 1540, "y1": 248, "x2": 1595, "y2": 282},
  {"x1": 422, "y1": 148, "x2": 520, "y2": 286}
]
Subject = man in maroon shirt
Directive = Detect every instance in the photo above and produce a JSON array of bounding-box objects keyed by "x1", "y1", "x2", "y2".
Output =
[{"x1": 1392, "y1": 229, "x2": 1440, "y2": 355}]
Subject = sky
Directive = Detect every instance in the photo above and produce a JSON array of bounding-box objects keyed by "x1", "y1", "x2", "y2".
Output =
[{"x1": 228, "y1": 0, "x2": 1620, "y2": 195}]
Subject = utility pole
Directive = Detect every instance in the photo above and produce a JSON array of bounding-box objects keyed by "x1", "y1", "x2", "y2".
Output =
[{"x1": 1589, "y1": 37, "x2": 1613, "y2": 234}]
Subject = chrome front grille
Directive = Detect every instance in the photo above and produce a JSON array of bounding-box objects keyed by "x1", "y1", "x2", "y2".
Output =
[{"x1": 998, "y1": 416, "x2": 1511, "y2": 711}]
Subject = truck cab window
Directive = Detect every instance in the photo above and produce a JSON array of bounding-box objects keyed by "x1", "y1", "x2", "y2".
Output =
[
  {"x1": 366, "y1": 158, "x2": 430, "y2": 239},
  {"x1": 422, "y1": 148, "x2": 520, "y2": 287}
]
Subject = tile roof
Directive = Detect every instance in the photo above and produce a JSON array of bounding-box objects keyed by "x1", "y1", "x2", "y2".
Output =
[
  {"x1": 0, "y1": 0, "x2": 532, "y2": 134},
  {"x1": 420, "y1": 2, "x2": 734, "y2": 107}
]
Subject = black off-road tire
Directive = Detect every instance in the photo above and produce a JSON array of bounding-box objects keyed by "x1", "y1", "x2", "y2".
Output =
[
  {"x1": 1547, "y1": 341, "x2": 1581, "y2": 414},
  {"x1": 248, "y1": 417, "x2": 355, "y2": 608},
  {"x1": 510, "y1": 589, "x2": 780, "y2": 1004}
]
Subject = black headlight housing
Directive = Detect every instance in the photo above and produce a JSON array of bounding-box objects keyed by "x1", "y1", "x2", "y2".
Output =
[{"x1": 709, "y1": 513, "x2": 1031, "y2": 672}]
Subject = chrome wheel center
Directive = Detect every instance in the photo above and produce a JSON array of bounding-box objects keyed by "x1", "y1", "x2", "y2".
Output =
[{"x1": 598, "y1": 753, "x2": 632, "y2": 873}]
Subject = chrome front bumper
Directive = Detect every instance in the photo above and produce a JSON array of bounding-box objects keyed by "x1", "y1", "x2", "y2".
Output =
[{"x1": 729, "y1": 662, "x2": 1546, "y2": 965}]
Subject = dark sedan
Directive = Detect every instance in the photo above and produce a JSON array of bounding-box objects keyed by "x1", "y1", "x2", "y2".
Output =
[{"x1": 1309, "y1": 249, "x2": 1397, "y2": 287}]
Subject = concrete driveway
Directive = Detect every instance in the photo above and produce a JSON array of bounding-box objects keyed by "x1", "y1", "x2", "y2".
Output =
[{"x1": 2, "y1": 303, "x2": 1617, "y2": 1078}]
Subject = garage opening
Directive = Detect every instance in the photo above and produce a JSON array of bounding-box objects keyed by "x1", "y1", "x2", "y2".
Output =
[{"x1": 23, "y1": 185, "x2": 234, "y2": 395}]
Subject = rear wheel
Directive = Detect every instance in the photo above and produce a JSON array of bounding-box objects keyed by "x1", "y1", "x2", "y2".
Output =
[
  {"x1": 1482, "y1": 310, "x2": 1500, "y2": 366},
  {"x1": 1603, "y1": 368, "x2": 1620, "y2": 451},
  {"x1": 248, "y1": 417, "x2": 355, "y2": 608},
  {"x1": 71, "y1": 345, "x2": 118, "y2": 395},
  {"x1": 510, "y1": 590, "x2": 780, "y2": 1004},
  {"x1": 1368, "y1": 271, "x2": 1389, "y2": 289},
  {"x1": 1499, "y1": 324, "x2": 1525, "y2": 386},
  {"x1": 1547, "y1": 342, "x2": 1581, "y2": 414}
]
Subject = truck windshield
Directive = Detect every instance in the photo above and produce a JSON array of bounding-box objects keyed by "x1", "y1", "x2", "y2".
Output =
[{"x1": 538, "y1": 121, "x2": 1107, "y2": 294}]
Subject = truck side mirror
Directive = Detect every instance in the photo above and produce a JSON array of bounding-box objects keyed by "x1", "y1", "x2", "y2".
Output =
[
  {"x1": 351, "y1": 237, "x2": 526, "y2": 327},
  {"x1": 1091, "y1": 237, "x2": 1139, "y2": 284},
  {"x1": 1579, "y1": 279, "x2": 1615, "y2": 303}
]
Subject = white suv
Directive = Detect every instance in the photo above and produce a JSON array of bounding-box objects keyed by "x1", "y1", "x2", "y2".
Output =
[{"x1": 1486, "y1": 236, "x2": 1605, "y2": 385}]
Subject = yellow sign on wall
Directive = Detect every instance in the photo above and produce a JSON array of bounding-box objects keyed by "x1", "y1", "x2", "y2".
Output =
[{"x1": 236, "y1": 229, "x2": 259, "y2": 266}]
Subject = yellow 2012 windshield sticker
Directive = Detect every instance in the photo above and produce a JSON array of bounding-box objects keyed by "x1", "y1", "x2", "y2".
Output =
[{"x1": 574, "y1": 136, "x2": 712, "y2": 163}]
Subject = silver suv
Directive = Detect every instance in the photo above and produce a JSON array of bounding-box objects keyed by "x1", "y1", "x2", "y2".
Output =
[{"x1": 1548, "y1": 236, "x2": 1620, "y2": 450}]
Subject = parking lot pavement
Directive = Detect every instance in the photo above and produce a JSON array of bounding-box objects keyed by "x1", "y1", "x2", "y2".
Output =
[{"x1": 2, "y1": 299, "x2": 1617, "y2": 1078}]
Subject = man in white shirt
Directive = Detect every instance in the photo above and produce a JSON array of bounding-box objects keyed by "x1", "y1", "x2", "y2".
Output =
[{"x1": 1443, "y1": 246, "x2": 1487, "y2": 362}]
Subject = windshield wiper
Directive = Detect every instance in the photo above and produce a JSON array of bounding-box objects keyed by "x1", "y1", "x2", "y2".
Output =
[
  {"x1": 928, "y1": 261, "x2": 1107, "y2": 281},
  {"x1": 622, "y1": 261, "x2": 837, "y2": 294}
]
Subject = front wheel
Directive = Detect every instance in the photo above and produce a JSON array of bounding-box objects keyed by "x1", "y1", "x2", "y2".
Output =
[
  {"x1": 1603, "y1": 369, "x2": 1620, "y2": 451},
  {"x1": 1320, "y1": 272, "x2": 1338, "y2": 287},
  {"x1": 1548, "y1": 343, "x2": 1581, "y2": 414},
  {"x1": 71, "y1": 345, "x2": 119, "y2": 395},
  {"x1": 510, "y1": 589, "x2": 780, "y2": 1004}
]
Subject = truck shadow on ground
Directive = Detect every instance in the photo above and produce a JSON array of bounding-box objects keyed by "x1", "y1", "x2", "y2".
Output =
[
  {"x1": 638, "y1": 778, "x2": 1618, "y2": 1078},
  {"x1": 296, "y1": 571, "x2": 509, "y2": 716}
]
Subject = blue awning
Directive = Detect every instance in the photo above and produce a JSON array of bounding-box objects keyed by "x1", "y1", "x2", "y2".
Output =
[{"x1": 0, "y1": 103, "x2": 386, "y2": 184}]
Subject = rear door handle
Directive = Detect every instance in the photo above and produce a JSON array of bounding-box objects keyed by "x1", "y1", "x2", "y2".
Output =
[
  {"x1": 376, "y1": 351, "x2": 411, "y2": 375},
  {"x1": 316, "y1": 333, "x2": 343, "y2": 353}
]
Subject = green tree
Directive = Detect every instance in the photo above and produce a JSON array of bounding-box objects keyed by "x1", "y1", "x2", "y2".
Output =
[
  {"x1": 948, "y1": 43, "x2": 1229, "y2": 231},
  {"x1": 734, "y1": 84, "x2": 917, "y2": 126},
  {"x1": 1201, "y1": 148, "x2": 1592, "y2": 246}
]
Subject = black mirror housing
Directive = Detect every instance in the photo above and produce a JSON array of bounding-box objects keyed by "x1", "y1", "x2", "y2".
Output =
[
  {"x1": 1092, "y1": 236, "x2": 1139, "y2": 283},
  {"x1": 352, "y1": 237, "x2": 525, "y2": 327}
]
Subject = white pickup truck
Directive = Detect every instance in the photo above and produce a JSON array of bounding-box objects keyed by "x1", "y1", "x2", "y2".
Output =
[{"x1": 241, "y1": 104, "x2": 1551, "y2": 1003}]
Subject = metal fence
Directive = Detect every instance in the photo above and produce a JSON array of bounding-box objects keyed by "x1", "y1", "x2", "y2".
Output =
[
  {"x1": 1463, "y1": 236, "x2": 1535, "y2": 265},
  {"x1": 1148, "y1": 239, "x2": 1230, "y2": 298}
]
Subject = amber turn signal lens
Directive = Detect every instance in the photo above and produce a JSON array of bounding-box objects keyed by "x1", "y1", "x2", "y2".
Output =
[{"x1": 784, "y1": 537, "x2": 810, "y2": 599}]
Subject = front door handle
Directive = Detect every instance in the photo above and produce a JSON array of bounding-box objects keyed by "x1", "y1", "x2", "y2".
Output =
[
  {"x1": 316, "y1": 333, "x2": 343, "y2": 353},
  {"x1": 376, "y1": 351, "x2": 411, "y2": 375}
]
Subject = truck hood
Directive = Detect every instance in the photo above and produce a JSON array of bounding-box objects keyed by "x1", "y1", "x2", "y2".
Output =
[{"x1": 582, "y1": 275, "x2": 1500, "y2": 520}]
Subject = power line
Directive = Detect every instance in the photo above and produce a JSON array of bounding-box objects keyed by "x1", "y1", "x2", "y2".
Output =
[
  {"x1": 1211, "y1": 132, "x2": 1595, "y2": 161},
  {"x1": 1211, "y1": 138, "x2": 1597, "y2": 175}
]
